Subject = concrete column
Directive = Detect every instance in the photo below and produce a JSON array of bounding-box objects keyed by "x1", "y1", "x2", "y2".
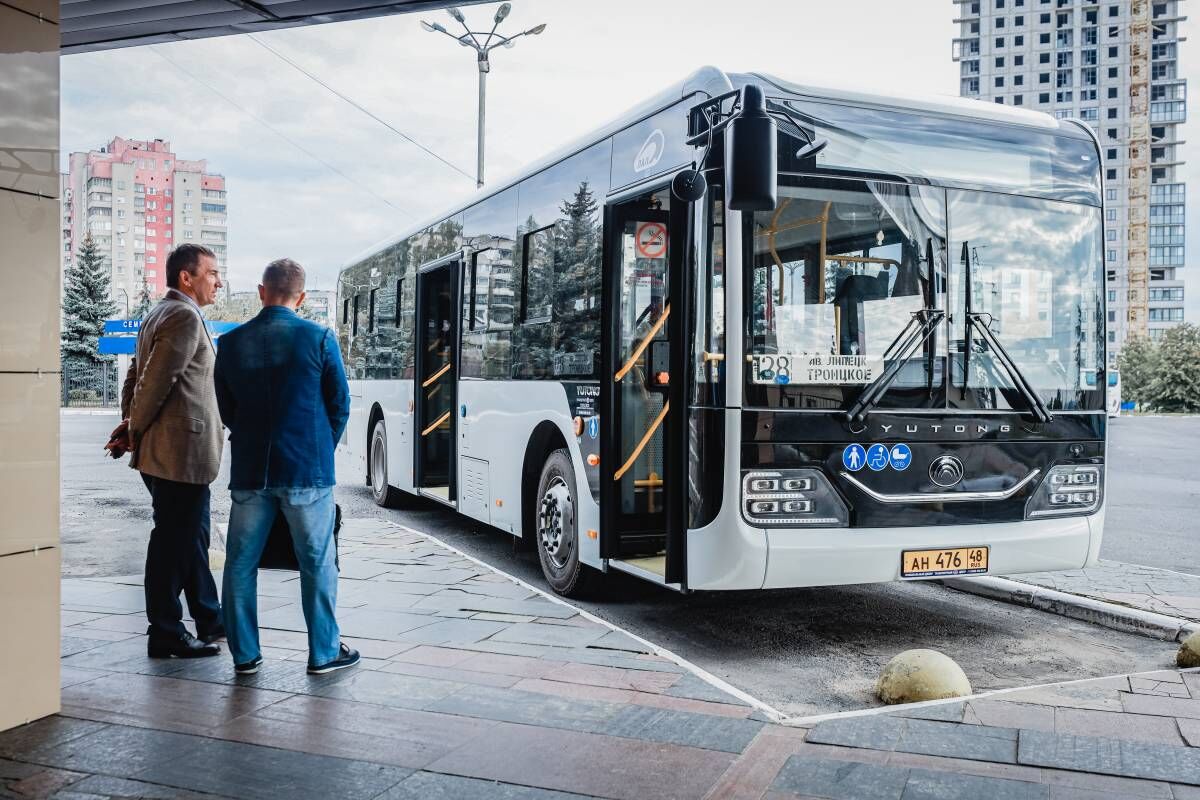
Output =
[{"x1": 0, "y1": 0, "x2": 62, "y2": 732}]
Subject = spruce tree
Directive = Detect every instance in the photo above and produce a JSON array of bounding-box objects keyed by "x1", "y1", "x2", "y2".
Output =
[
  {"x1": 61, "y1": 234, "x2": 118, "y2": 366},
  {"x1": 1146, "y1": 323, "x2": 1200, "y2": 413},
  {"x1": 129, "y1": 283, "x2": 154, "y2": 320},
  {"x1": 1116, "y1": 335, "x2": 1158, "y2": 409}
]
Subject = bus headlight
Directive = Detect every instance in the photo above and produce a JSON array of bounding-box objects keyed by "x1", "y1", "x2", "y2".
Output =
[
  {"x1": 742, "y1": 469, "x2": 848, "y2": 527},
  {"x1": 1026, "y1": 465, "x2": 1103, "y2": 518}
]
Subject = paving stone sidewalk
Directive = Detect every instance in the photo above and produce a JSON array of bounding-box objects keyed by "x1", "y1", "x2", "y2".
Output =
[
  {"x1": 2, "y1": 519, "x2": 1198, "y2": 799},
  {"x1": 1006, "y1": 560, "x2": 1200, "y2": 624}
]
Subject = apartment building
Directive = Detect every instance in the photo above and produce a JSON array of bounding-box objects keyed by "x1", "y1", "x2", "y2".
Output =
[
  {"x1": 61, "y1": 137, "x2": 228, "y2": 313},
  {"x1": 953, "y1": 0, "x2": 1187, "y2": 360}
]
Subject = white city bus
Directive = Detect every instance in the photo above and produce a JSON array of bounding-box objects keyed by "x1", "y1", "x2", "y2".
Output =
[{"x1": 336, "y1": 66, "x2": 1107, "y2": 596}]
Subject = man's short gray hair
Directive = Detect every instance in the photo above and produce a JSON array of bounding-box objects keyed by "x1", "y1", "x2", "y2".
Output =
[{"x1": 262, "y1": 258, "x2": 306, "y2": 300}]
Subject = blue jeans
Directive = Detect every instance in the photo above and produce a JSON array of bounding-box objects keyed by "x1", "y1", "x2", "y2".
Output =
[{"x1": 222, "y1": 487, "x2": 340, "y2": 667}]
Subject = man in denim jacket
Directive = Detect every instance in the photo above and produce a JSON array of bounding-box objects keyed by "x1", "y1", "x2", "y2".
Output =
[{"x1": 214, "y1": 258, "x2": 356, "y2": 675}]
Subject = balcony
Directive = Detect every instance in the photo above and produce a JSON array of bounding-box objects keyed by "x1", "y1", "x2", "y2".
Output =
[
  {"x1": 1150, "y1": 101, "x2": 1186, "y2": 123},
  {"x1": 952, "y1": 37, "x2": 980, "y2": 59}
]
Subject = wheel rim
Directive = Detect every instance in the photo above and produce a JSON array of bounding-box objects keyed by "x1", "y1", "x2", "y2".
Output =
[
  {"x1": 538, "y1": 476, "x2": 575, "y2": 570},
  {"x1": 371, "y1": 430, "x2": 386, "y2": 500}
]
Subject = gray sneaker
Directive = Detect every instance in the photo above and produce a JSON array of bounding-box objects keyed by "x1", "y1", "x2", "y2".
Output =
[{"x1": 307, "y1": 643, "x2": 360, "y2": 675}]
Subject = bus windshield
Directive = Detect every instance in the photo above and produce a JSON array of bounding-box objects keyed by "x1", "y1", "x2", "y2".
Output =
[{"x1": 745, "y1": 177, "x2": 1104, "y2": 412}]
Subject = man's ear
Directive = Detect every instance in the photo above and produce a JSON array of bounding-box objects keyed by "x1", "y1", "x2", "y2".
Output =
[
  {"x1": 295, "y1": 290, "x2": 307, "y2": 310},
  {"x1": 258, "y1": 285, "x2": 267, "y2": 305}
]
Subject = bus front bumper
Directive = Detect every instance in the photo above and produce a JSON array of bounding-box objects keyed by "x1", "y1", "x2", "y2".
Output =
[{"x1": 686, "y1": 507, "x2": 1102, "y2": 590}]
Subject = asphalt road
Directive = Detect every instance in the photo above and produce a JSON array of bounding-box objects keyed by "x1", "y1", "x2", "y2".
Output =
[{"x1": 61, "y1": 411, "x2": 1193, "y2": 716}]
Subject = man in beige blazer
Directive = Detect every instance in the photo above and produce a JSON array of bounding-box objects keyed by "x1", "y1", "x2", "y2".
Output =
[{"x1": 119, "y1": 243, "x2": 226, "y2": 659}]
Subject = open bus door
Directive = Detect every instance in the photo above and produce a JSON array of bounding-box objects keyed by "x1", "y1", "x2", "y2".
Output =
[{"x1": 600, "y1": 188, "x2": 690, "y2": 587}]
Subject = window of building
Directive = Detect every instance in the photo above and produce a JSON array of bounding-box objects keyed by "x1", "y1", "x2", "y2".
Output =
[
  {"x1": 1106, "y1": 168, "x2": 1117, "y2": 181},
  {"x1": 1107, "y1": 250, "x2": 1117, "y2": 262},
  {"x1": 995, "y1": 76, "x2": 1005, "y2": 87},
  {"x1": 996, "y1": 16, "x2": 1005, "y2": 27},
  {"x1": 1108, "y1": 66, "x2": 1119, "y2": 78},
  {"x1": 995, "y1": 97, "x2": 1005, "y2": 104},
  {"x1": 1014, "y1": 74, "x2": 1024, "y2": 85},
  {"x1": 1108, "y1": 290, "x2": 1116, "y2": 302},
  {"x1": 1108, "y1": 4, "x2": 1118, "y2": 16},
  {"x1": 1105, "y1": 209, "x2": 1117, "y2": 221},
  {"x1": 1014, "y1": 54, "x2": 1024, "y2": 65},
  {"x1": 1079, "y1": 107, "x2": 1097, "y2": 120},
  {"x1": 1013, "y1": 94, "x2": 1024, "y2": 105},
  {"x1": 1057, "y1": 51, "x2": 1072, "y2": 67},
  {"x1": 1106, "y1": 148, "x2": 1117, "y2": 161},
  {"x1": 1014, "y1": 34, "x2": 1024, "y2": 45},
  {"x1": 995, "y1": 56, "x2": 1005, "y2": 67},
  {"x1": 1107, "y1": 128, "x2": 1117, "y2": 139},
  {"x1": 368, "y1": 288, "x2": 377, "y2": 332},
  {"x1": 1039, "y1": 92, "x2": 1050, "y2": 103},
  {"x1": 1039, "y1": 52, "x2": 1050, "y2": 64},
  {"x1": 1015, "y1": 15, "x2": 1024, "y2": 25},
  {"x1": 1107, "y1": 107, "x2": 1118, "y2": 119},
  {"x1": 970, "y1": 21, "x2": 980, "y2": 32},
  {"x1": 1040, "y1": 12, "x2": 1050, "y2": 22},
  {"x1": 1039, "y1": 32, "x2": 1051, "y2": 44},
  {"x1": 1040, "y1": 72, "x2": 1050, "y2": 83},
  {"x1": 1107, "y1": 87, "x2": 1118, "y2": 99},
  {"x1": 996, "y1": 36, "x2": 1005, "y2": 47}
]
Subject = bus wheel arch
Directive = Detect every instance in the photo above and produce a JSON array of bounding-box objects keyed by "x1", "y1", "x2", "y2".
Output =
[
  {"x1": 367, "y1": 405, "x2": 405, "y2": 508},
  {"x1": 520, "y1": 421, "x2": 567, "y2": 552}
]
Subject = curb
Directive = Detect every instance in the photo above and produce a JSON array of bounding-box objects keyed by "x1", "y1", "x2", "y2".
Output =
[
  {"x1": 944, "y1": 575, "x2": 1200, "y2": 644},
  {"x1": 60, "y1": 408, "x2": 120, "y2": 415}
]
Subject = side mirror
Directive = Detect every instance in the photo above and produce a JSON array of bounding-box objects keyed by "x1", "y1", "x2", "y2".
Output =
[{"x1": 727, "y1": 84, "x2": 777, "y2": 212}]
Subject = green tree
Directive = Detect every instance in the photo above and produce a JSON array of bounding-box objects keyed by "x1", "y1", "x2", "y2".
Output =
[
  {"x1": 129, "y1": 283, "x2": 154, "y2": 320},
  {"x1": 1116, "y1": 334, "x2": 1159, "y2": 409},
  {"x1": 1146, "y1": 323, "x2": 1200, "y2": 413},
  {"x1": 61, "y1": 234, "x2": 118, "y2": 366}
]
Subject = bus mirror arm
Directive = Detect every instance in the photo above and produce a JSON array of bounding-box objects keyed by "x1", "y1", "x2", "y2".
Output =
[{"x1": 846, "y1": 308, "x2": 945, "y2": 425}]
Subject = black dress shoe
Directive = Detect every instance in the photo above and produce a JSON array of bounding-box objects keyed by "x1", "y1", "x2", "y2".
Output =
[
  {"x1": 148, "y1": 632, "x2": 221, "y2": 659},
  {"x1": 200, "y1": 628, "x2": 227, "y2": 645}
]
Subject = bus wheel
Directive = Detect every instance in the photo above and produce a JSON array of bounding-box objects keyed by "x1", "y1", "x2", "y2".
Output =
[
  {"x1": 370, "y1": 421, "x2": 407, "y2": 509},
  {"x1": 535, "y1": 449, "x2": 596, "y2": 597}
]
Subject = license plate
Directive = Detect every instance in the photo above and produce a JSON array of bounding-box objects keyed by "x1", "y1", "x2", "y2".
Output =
[{"x1": 901, "y1": 546, "x2": 989, "y2": 578}]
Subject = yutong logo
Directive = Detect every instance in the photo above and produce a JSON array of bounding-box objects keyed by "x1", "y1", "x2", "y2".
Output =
[{"x1": 877, "y1": 423, "x2": 1012, "y2": 437}]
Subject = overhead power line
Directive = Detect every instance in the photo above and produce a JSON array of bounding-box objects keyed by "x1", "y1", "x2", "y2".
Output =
[
  {"x1": 246, "y1": 34, "x2": 475, "y2": 183},
  {"x1": 151, "y1": 46, "x2": 415, "y2": 218}
]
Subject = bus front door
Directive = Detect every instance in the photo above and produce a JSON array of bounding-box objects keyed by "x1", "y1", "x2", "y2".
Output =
[
  {"x1": 601, "y1": 191, "x2": 688, "y2": 586},
  {"x1": 414, "y1": 257, "x2": 460, "y2": 505}
]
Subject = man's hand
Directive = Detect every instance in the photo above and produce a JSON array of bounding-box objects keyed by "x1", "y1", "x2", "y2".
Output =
[{"x1": 104, "y1": 419, "x2": 133, "y2": 459}]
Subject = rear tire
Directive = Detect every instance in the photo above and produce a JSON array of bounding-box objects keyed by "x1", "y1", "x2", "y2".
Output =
[
  {"x1": 535, "y1": 449, "x2": 599, "y2": 597},
  {"x1": 370, "y1": 421, "x2": 408, "y2": 509}
]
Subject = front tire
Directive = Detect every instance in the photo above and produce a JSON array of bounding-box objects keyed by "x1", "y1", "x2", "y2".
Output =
[
  {"x1": 370, "y1": 421, "x2": 407, "y2": 509},
  {"x1": 535, "y1": 449, "x2": 598, "y2": 597}
]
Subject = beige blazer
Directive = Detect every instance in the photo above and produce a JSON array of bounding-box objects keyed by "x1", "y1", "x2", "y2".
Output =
[{"x1": 119, "y1": 289, "x2": 223, "y2": 485}]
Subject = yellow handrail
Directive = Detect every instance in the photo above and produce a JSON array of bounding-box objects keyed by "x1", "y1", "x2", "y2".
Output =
[
  {"x1": 613, "y1": 401, "x2": 669, "y2": 481},
  {"x1": 421, "y1": 362, "x2": 451, "y2": 388},
  {"x1": 420, "y1": 410, "x2": 451, "y2": 437},
  {"x1": 614, "y1": 304, "x2": 670, "y2": 382}
]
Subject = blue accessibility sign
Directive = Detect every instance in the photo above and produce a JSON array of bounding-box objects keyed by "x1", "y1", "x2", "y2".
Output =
[
  {"x1": 889, "y1": 443, "x2": 912, "y2": 471},
  {"x1": 866, "y1": 444, "x2": 890, "y2": 472},
  {"x1": 842, "y1": 444, "x2": 866, "y2": 472}
]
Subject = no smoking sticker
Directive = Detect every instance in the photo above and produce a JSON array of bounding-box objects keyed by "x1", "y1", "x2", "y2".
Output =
[{"x1": 635, "y1": 222, "x2": 667, "y2": 259}]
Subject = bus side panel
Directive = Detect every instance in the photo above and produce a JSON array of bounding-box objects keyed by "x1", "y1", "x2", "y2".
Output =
[
  {"x1": 341, "y1": 379, "x2": 369, "y2": 483},
  {"x1": 457, "y1": 379, "x2": 600, "y2": 569},
  {"x1": 686, "y1": 408, "x2": 770, "y2": 591},
  {"x1": 374, "y1": 378, "x2": 415, "y2": 494}
]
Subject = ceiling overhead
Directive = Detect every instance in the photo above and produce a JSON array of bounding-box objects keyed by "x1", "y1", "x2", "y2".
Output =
[{"x1": 61, "y1": 0, "x2": 487, "y2": 55}]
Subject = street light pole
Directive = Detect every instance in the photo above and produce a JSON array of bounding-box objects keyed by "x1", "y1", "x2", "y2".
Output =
[{"x1": 421, "y1": 5, "x2": 546, "y2": 189}]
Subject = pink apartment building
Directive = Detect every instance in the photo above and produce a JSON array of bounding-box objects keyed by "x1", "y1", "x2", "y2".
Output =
[{"x1": 61, "y1": 137, "x2": 227, "y2": 312}]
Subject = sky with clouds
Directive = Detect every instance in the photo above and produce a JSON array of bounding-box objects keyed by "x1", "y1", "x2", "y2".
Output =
[{"x1": 61, "y1": 1, "x2": 1198, "y2": 319}]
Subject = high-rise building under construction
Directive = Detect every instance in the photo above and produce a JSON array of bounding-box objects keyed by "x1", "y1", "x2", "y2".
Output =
[{"x1": 953, "y1": 0, "x2": 1187, "y2": 360}]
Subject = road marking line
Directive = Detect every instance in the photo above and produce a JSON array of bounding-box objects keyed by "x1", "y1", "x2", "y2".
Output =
[{"x1": 385, "y1": 520, "x2": 789, "y2": 723}]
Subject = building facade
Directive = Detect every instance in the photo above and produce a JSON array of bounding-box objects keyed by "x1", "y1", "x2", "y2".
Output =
[
  {"x1": 953, "y1": 0, "x2": 1187, "y2": 360},
  {"x1": 61, "y1": 137, "x2": 227, "y2": 313}
]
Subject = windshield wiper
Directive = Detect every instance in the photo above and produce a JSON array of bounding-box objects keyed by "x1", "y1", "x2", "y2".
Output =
[
  {"x1": 846, "y1": 307, "x2": 945, "y2": 424},
  {"x1": 959, "y1": 241, "x2": 1053, "y2": 425},
  {"x1": 964, "y1": 313, "x2": 1054, "y2": 424}
]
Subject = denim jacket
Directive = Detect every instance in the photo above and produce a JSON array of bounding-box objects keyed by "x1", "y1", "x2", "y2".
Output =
[{"x1": 214, "y1": 306, "x2": 350, "y2": 489}]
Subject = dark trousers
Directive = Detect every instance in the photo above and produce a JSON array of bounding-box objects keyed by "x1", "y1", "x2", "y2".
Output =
[{"x1": 141, "y1": 473, "x2": 223, "y2": 642}]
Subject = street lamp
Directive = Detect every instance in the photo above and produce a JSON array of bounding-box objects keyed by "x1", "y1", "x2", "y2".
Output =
[
  {"x1": 116, "y1": 288, "x2": 130, "y2": 318},
  {"x1": 421, "y1": 4, "x2": 546, "y2": 188}
]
